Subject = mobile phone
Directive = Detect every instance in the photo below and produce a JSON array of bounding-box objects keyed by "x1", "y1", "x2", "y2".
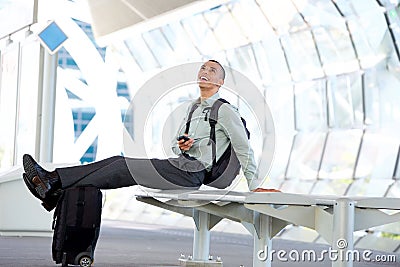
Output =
[{"x1": 177, "y1": 135, "x2": 190, "y2": 142}]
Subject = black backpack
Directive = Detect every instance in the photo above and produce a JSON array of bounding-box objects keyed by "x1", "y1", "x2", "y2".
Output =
[{"x1": 184, "y1": 98, "x2": 250, "y2": 188}]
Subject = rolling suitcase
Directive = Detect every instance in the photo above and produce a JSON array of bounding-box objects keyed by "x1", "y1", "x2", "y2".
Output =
[{"x1": 52, "y1": 186, "x2": 102, "y2": 267}]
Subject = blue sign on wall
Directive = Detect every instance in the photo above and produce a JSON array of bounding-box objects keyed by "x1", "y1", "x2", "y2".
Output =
[{"x1": 38, "y1": 21, "x2": 68, "y2": 54}]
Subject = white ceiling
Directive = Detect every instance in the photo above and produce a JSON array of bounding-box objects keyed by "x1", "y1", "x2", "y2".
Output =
[{"x1": 86, "y1": 0, "x2": 227, "y2": 46}]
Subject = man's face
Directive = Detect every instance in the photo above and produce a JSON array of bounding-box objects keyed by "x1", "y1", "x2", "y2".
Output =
[{"x1": 197, "y1": 61, "x2": 224, "y2": 89}]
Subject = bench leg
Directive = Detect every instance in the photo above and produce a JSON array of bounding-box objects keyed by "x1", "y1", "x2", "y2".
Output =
[
  {"x1": 193, "y1": 210, "x2": 211, "y2": 261},
  {"x1": 332, "y1": 198, "x2": 355, "y2": 267},
  {"x1": 253, "y1": 213, "x2": 272, "y2": 267}
]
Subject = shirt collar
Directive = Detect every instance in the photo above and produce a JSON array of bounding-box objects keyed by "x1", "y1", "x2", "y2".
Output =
[{"x1": 195, "y1": 91, "x2": 220, "y2": 106}]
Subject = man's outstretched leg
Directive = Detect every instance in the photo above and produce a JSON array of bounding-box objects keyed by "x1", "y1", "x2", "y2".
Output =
[
  {"x1": 22, "y1": 154, "x2": 135, "y2": 211},
  {"x1": 22, "y1": 154, "x2": 204, "y2": 211}
]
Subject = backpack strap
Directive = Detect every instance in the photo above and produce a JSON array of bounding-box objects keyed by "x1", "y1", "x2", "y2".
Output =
[
  {"x1": 184, "y1": 102, "x2": 199, "y2": 134},
  {"x1": 208, "y1": 98, "x2": 230, "y2": 165}
]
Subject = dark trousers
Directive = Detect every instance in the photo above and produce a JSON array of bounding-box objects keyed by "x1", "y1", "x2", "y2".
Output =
[{"x1": 56, "y1": 155, "x2": 206, "y2": 190}]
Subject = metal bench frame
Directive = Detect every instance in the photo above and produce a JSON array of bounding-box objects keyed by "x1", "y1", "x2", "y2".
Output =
[{"x1": 135, "y1": 189, "x2": 400, "y2": 267}]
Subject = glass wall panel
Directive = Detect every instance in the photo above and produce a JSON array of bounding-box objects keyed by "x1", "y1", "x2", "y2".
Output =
[
  {"x1": 363, "y1": 69, "x2": 380, "y2": 128},
  {"x1": 230, "y1": 0, "x2": 271, "y2": 42},
  {"x1": 355, "y1": 131, "x2": 399, "y2": 179},
  {"x1": 386, "y1": 181, "x2": 400, "y2": 197},
  {"x1": 0, "y1": 43, "x2": 20, "y2": 167},
  {"x1": 252, "y1": 41, "x2": 272, "y2": 85},
  {"x1": 162, "y1": 22, "x2": 201, "y2": 61},
  {"x1": 256, "y1": 0, "x2": 305, "y2": 32},
  {"x1": 319, "y1": 129, "x2": 362, "y2": 179},
  {"x1": 294, "y1": 0, "x2": 359, "y2": 75},
  {"x1": 394, "y1": 147, "x2": 400, "y2": 180},
  {"x1": 260, "y1": 38, "x2": 291, "y2": 83},
  {"x1": 203, "y1": 4, "x2": 247, "y2": 50},
  {"x1": 286, "y1": 132, "x2": 326, "y2": 180},
  {"x1": 310, "y1": 180, "x2": 350, "y2": 195},
  {"x1": 346, "y1": 179, "x2": 393, "y2": 197},
  {"x1": 279, "y1": 180, "x2": 314, "y2": 194},
  {"x1": 266, "y1": 84, "x2": 294, "y2": 181},
  {"x1": 226, "y1": 44, "x2": 260, "y2": 82},
  {"x1": 142, "y1": 29, "x2": 175, "y2": 66},
  {"x1": 267, "y1": 133, "x2": 293, "y2": 181},
  {"x1": 280, "y1": 30, "x2": 324, "y2": 81},
  {"x1": 15, "y1": 40, "x2": 41, "y2": 165},
  {"x1": 294, "y1": 79, "x2": 327, "y2": 131},
  {"x1": 266, "y1": 84, "x2": 295, "y2": 133},
  {"x1": 181, "y1": 12, "x2": 221, "y2": 56},
  {"x1": 342, "y1": 0, "x2": 387, "y2": 68},
  {"x1": 327, "y1": 72, "x2": 363, "y2": 128},
  {"x1": 313, "y1": 25, "x2": 359, "y2": 75},
  {"x1": 124, "y1": 36, "x2": 159, "y2": 71},
  {"x1": 375, "y1": 68, "x2": 400, "y2": 129}
]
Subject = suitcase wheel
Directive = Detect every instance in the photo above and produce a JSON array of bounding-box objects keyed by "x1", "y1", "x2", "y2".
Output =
[{"x1": 78, "y1": 255, "x2": 92, "y2": 267}]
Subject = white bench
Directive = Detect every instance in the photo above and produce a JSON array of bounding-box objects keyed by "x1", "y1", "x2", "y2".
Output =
[{"x1": 135, "y1": 189, "x2": 400, "y2": 267}]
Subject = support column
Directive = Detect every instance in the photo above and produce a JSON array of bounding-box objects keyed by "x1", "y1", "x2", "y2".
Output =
[
  {"x1": 253, "y1": 213, "x2": 272, "y2": 267},
  {"x1": 38, "y1": 49, "x2": 58, "y2": 162},
  {"x1": 193, "y1": 210, "x2": 211, "y2": 261},
  {"x1": 332, "y1": 198, "x2": 355, "y2": 267}
]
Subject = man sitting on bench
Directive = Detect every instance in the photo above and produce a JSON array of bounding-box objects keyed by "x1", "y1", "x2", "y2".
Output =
[{"x1": 22, "y1": 60, "x2": 278, "y2": 212}]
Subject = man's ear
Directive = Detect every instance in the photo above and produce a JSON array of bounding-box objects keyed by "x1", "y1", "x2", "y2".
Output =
[{"x1": 218, "y1": 79, "x2": 224, "y2": 87}]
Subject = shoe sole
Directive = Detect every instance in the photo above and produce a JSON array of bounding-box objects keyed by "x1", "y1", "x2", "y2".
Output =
[{"x1": 23, "y1": 154, "x2": 48, "y2": 199}]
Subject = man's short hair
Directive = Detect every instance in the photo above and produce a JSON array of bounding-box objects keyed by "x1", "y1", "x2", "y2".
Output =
[{"x1": 208, "y1": 59, "x2": 225, "y2": 80}]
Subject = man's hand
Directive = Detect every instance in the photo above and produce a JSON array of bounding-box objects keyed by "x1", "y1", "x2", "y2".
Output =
[
  {"x1": 177, "y1": 135, "x2": 194, "y2": 151},
  {"x1": 251, "y1": 188, "x2": 281, "y2": 192}
]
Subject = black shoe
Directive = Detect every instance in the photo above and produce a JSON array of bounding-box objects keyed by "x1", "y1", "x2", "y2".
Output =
[
  {"x1": 22, "y1": 173, "x2": 60, "y2": 211},
  {"x1": 22, "y1": 154, "x2": 62, "y2": 209}
]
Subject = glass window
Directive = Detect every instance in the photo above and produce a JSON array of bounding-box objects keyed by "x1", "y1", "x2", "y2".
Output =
[
  {"x1": 279, "y1": 179, "x2": 314, "y2": 194},
  {"x1": 280, "y1": 30, "x2": 324, "y2": 81},
  {"x1": 0, "y1": 43, "x2": 20, "y2": 168},
  {"x1": 394, "y1": 147, "x2": 400, "y2": 180},
  {"x1": 355, "y1": 130, "x2": 399, "y2": 180},
  {"x1": 293, "y1": 0, "x2": 359, "y2": 75},
  {"x1": 327, "y1": 72, "x2": 363, "y2": 128},
  {"x1": 294, "y1": 79, "x2": 328, "y2": 131},
  {"x1": 363, "y1": 69, "x2": 380, "y2": 128},
  {"x1": 385, "y1": 181, "x2": 400, "y2": 197},
  {"x1": 257, "y1": 0, "x2": 305, "y2": 33},
  {"x1": 319, "y1": 129, "x2": 363, "y2": 179},
  {"x1": 142, "y1": 29, "x2": 175, "y2": 66},
  {"x1": 375, "y1": 69, "x2": 400, "y2": 129},
  {"x1": 354, "y1": 0, "x2": 400, "y2": 67},
  {"x1": 259, "y1": 37, "x2": 291, "y2": 83},
  {"x1": 203, "y1": 4, "x2": 248, "y2": 50},
  {"x1": 226, "y1": 44, "x2": 260, "y2": 82},
  {"x1": 181, "y1": 12, "x2": 221, "y2": 56},
  {"x1": 124, "y1": 35, "x2": 159, "y2": 71},
  {"x1": 252, "y1": 41, "x2": 273, "y2": 85},
  {"x1": 268, "y1": 133, "x2": 294, "y2": 181},
  {"x1": 346, "y1": 179, "x2": 393, "y2": 197},
  {"x1": 340, "y1": 0, "x2": 387, "y2": 68},
  {"x1": 230, "y1": 0, "x2": 271, "y2": 42},
  {"x1": 266, "y1": 84, "x2": 295, "y2": 133},
  {"x1": 286, "y1": 132, "x2": 326, "y2": 180},
  {"x1": 161, "y1": 22, "x2": 201, "y2": 62},
  {"x1": 15, "y1": 40, "x2": 41, "y2": 165},
  {"x1": 313, "y1": 25, "x2": 359, "y2": 75},
  {"x1": 266, "y1": 84, "x2": 295, "y2": 181},
  {"x1": 311, "y1": 180, "x2": 350, "y2": 195}
]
